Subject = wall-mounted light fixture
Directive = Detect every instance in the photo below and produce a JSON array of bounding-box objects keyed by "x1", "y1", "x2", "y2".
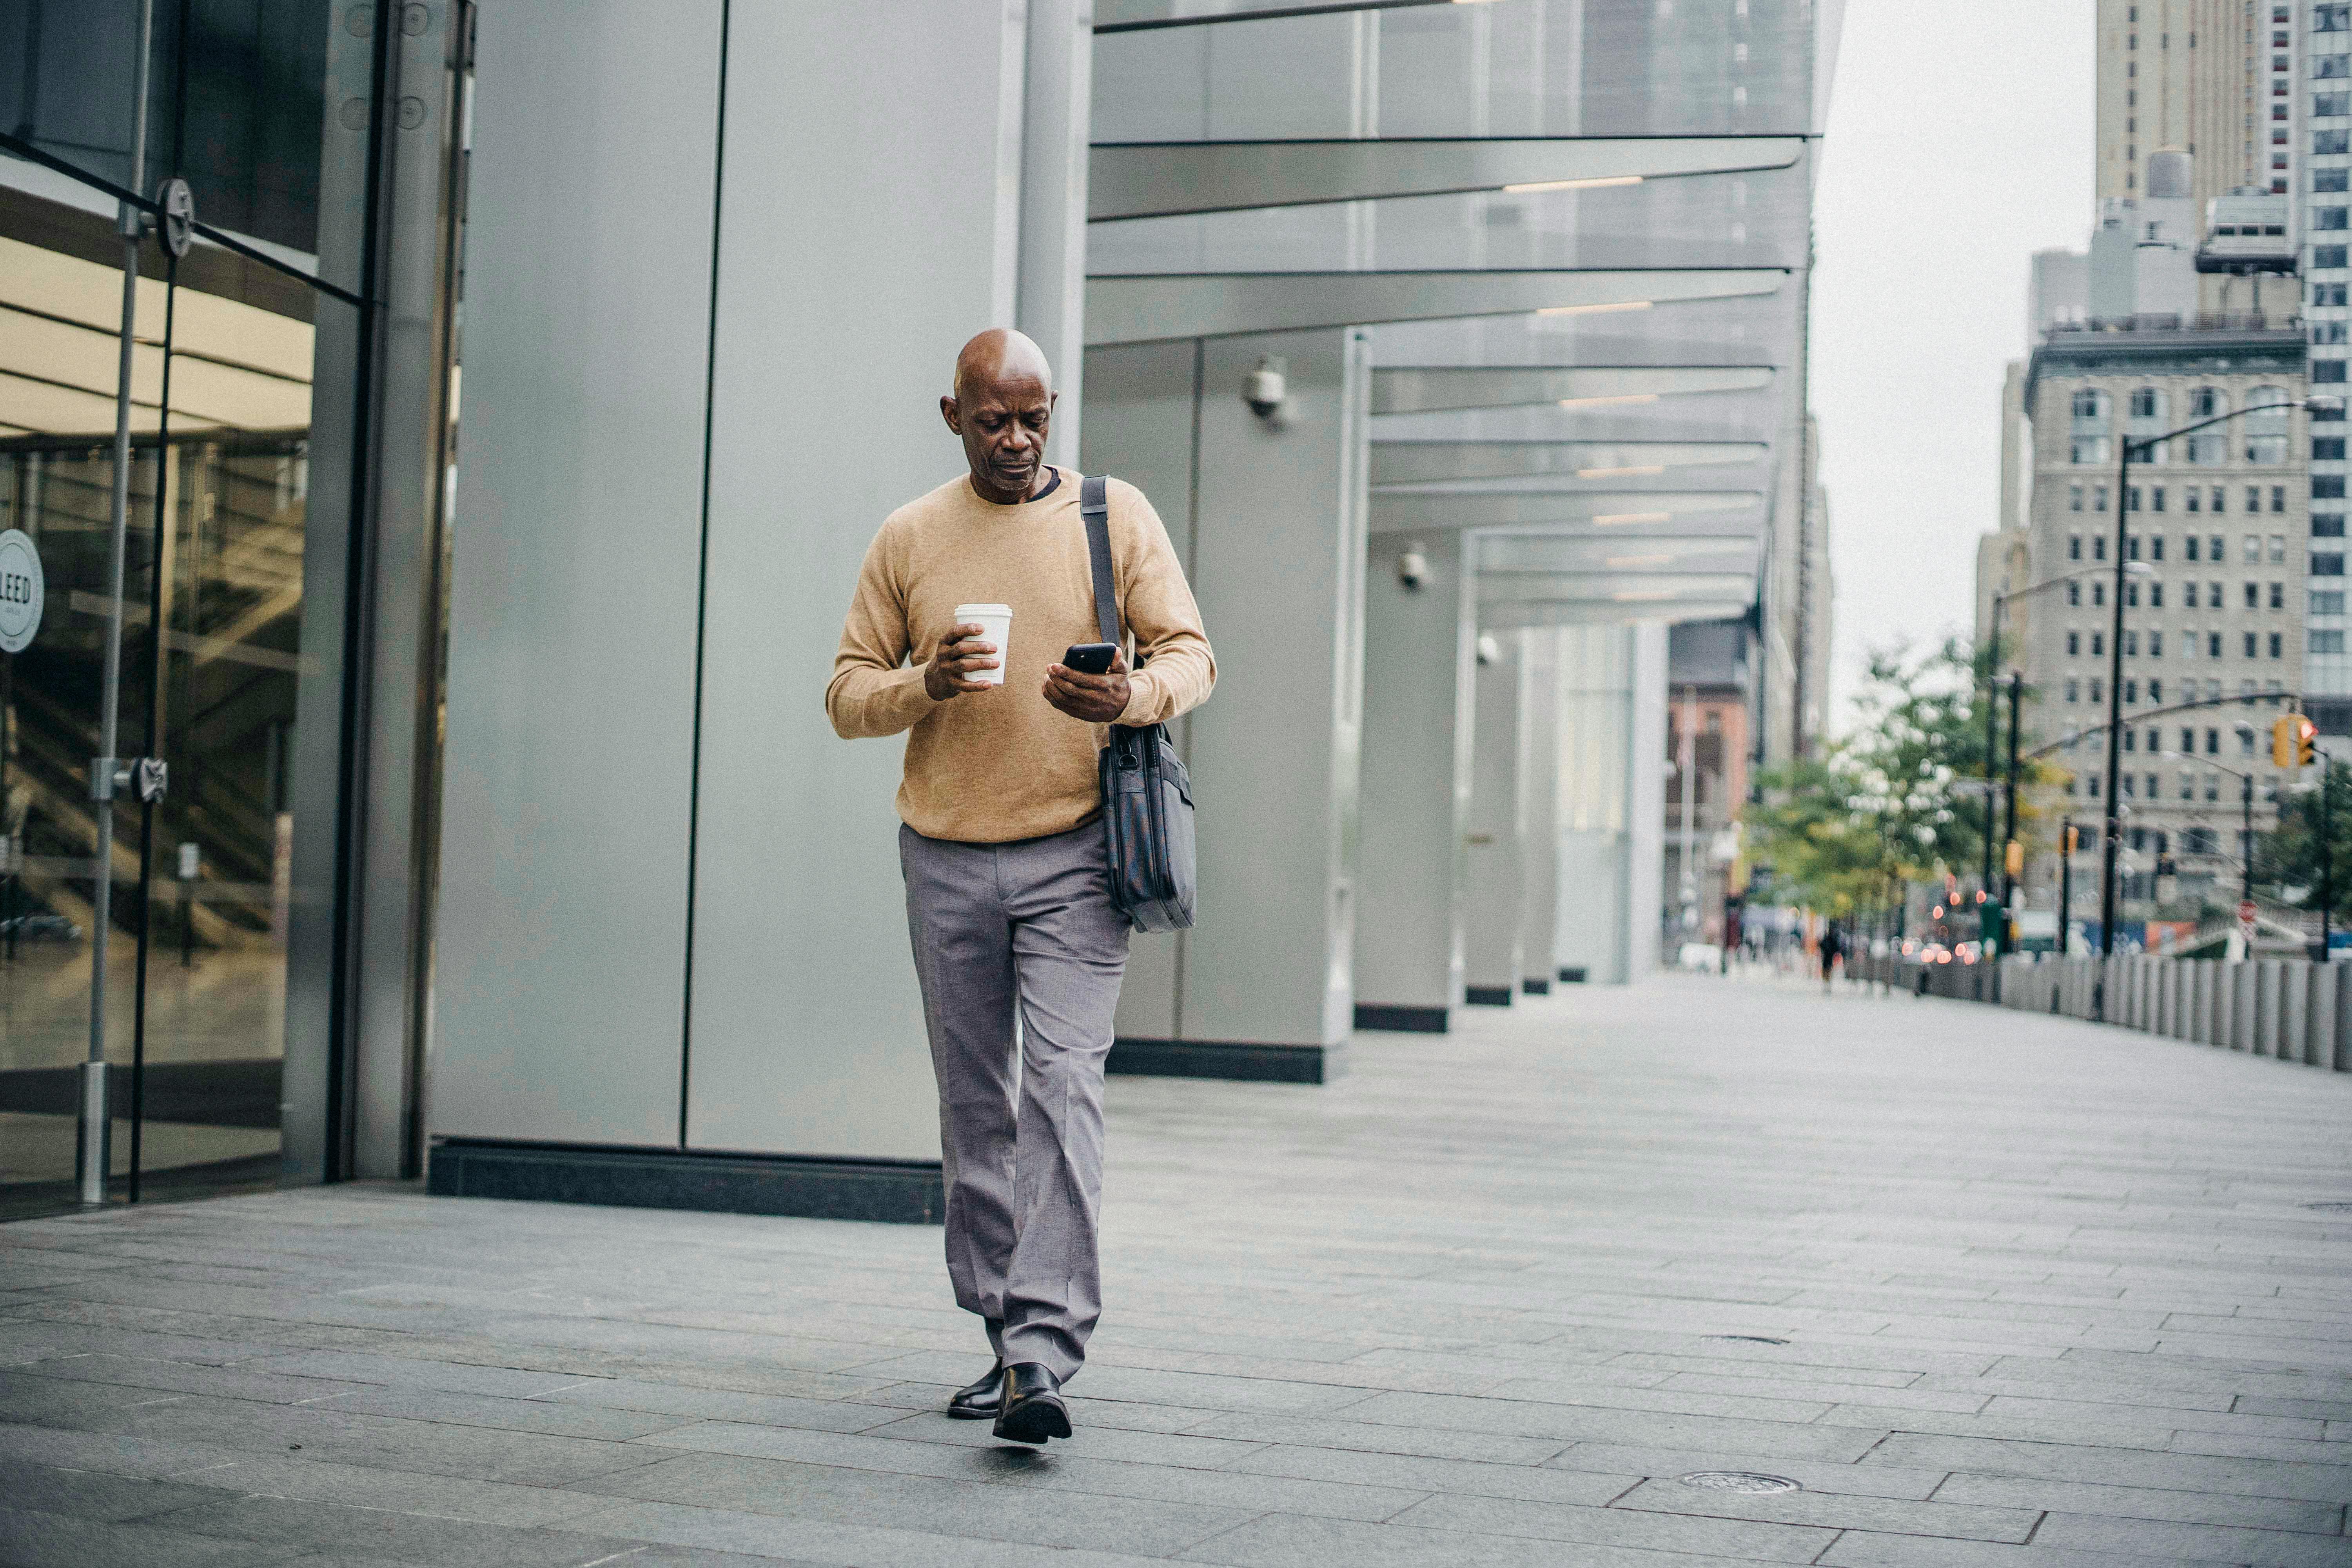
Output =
[{"x1": 1397, "y1": 543, "x2": 1429, "y2": 591}]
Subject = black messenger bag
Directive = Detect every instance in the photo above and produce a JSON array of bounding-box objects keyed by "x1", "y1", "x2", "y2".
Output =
[{"x1": 1080, "y1": 474, "x2": 1197, "y2": 933}]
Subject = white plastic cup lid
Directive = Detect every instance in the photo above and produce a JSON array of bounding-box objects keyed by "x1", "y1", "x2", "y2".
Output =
[{"x1": 954, "y1": 603, "x2": 1013, "y2": 617}]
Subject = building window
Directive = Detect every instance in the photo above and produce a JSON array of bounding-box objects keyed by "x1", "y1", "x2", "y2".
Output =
[
  {"x1": 2320, "y1": 92, "x2": 2352, "y2": 117},
  {"x1": 2125, "y1": 680, "x2": 2139, "y2": 706},
  {"x1": 2091, "y1": 678, "x2": 2104, "y2": 704},
  {"x1": 2095, "y1": 485, "x2": 2110, "y2": 512},
  {"x1": 2319, "y1": 514, "x2": 2348, "y2": 537},
  {"x1": 2093, "y1": 580, "x2": 2107, "y2": 606},
  {"x1": 2127, "y1": 487, "x2": 2141, "y2": 513},
  {"x1": 2185, "y1": 581, "x2": 2200, "y2": 608},
  {"x1": 2247, "y1": 631, "x2": 2261, "y2": 657},
  {"x1": 2321, "y1": 202, "x2": 2352, "y2": 226},
  {"x1": 2091, "y1": 631, "x2": 2105, "y2": 657},
  {"x1": 2271, "y1": 632, "x2": 2285, "y2": 658},
  {"x1": 2210, "y1": 532, "x2": 2225, "y2": 557},
  {"x1": 2152, "y1": 535, "x2": 2165, "y2": 561},
  {"x1": 2152, "y1": 487, "x2": 2167, "y2": 513},
  {"x1": 2317, "y1": 553, "x2": 2348, "y2": 575},
  {"x1": 2274, "y1": 485, "x2": 2290, "y2": 513},
  {"x1": 2317, "y1": 259, "x2": 2350, "y2": 281},
  {"x1": 2245, "y1": 534, "x2": 2262, "y2": 563},
  {"x1": 2151, "y1": 580, "x2": 2165, "y2": 607},
  {"x1": 2272, "y1": 580, "x2": 2287, "y2": 607},
  {"x1": 2246, "y1": 581, "x2": 2261, "y2": 607},
  {"x1": 2068, "y1": 579, "x2": 2082, "y2": 605},
  {"x1": 2151, "y1": 632, "x2": 2165, "y2": 657},
  {"x1": 2095, "y1": 535, "x2": 2109, "y2": 561},
  {"x1": 2318, "y1": 475, "x2": 2348, "y2": 499},
  {"x1": 2125, "y1": 631, "x2": 2139, "y2": 656},
  {"x1": 2069, "y1": 485, "x2": 2085, "y2": 512},
  {"x1": 2065, "y1": 678, "x2": 2080, "y2": 702},
  {"x1": 2319, "y1": 360, "x2": 2351, "y2": 383},
  {"x1": 2314, "y1": 590, "x2": 2347, "y2": 613},
  {"x1": 2068, "y1": 534, "x2": 2082, "y2": 559},
  {"x1": 2073, "y1": 437, "x2": 2112, "y2": 465},
  {"x1": 2318, "y1": 438, "x2": 2348, "y2": 461},
  {"x1": 2321, "y1": 131, "x2": 2352, "y2": 156},
  {"x1": 2188, "y1": 485, "x2": 2204, "y2": 512},
  {"x1": 2150, "y1": 677, "x2": 2163, "y2": 702},
  {"x1": 2246, "y1": 393, "x2": 2291, "y2": 463},
  {"x1": 2271, "y1": 535, "x2": 2288, "y2": 563},
  {"x1": 2067, "y1": 630, "x2": 2080, "y2": 655},
  {"x1": 2314, "y1": 630, "x2": 2347, "y2": 654},
  {"x1": 2210, "y1": 631, "x2": 2225, "y2": 657},
  {"x1": 2127, "y1": 534, "x2": 2142, "y2": 561},
  {"x1": 2186, "y1": 534, "x2": 2201, "y2": 562},
  {"x1": 2323, "y1": 169, "x2": 2352, "y2": 194}
]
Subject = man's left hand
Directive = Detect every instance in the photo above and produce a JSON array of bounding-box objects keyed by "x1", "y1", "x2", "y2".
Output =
[{"x1": 1044, "y1": 646, "x2": 1132, "y2": 723}]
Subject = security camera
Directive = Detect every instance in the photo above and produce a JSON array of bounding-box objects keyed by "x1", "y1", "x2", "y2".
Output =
[
  {"x1": 1476, "y1": 633, "x2": 1502, "y2": 666},
  {"x1": 1243, "y1": 355, "x2": 1288, "y2": 420},
  {"x1": 1397, "y1": 544, "x2": 1429, "y2": 591}
]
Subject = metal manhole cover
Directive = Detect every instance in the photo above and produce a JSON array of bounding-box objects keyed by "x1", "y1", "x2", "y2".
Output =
[
  {"x1": 1707, "y1": 1335, "x2": 1789, "y2": 1345},
  {"x1": 1681, "y1": 1471, "x2": 1801, "y2": 1495},
  {"x1": 2305, "y1": 1201, "x2": 2352, "y2": 1212}
]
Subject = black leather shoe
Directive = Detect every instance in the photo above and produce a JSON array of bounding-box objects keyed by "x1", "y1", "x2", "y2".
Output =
[
  {"x1": 947, "y1": 1360, "x2": 1005, "y2": 1420},
  {"x1": 991, "y1": 1362, "x2": 1072, "y2": 1444}
]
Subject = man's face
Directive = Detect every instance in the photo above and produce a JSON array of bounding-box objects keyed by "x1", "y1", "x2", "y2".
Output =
[{"x1": 945, "y1": 371, "x2": 1055, "y2": 503}]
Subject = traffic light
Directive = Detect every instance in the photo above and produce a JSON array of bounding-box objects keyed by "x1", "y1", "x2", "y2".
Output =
[
  {"x1": 2272, "y1": 712, "x2": 2318, "y2": 769},
  {"x1": 2005, "y1": 840, "x2": 2024, "y2": 877}
]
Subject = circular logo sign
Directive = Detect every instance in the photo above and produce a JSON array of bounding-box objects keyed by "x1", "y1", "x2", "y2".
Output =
[{"x1": 0, "y1": 530, "x2": 43, "y2": 654}]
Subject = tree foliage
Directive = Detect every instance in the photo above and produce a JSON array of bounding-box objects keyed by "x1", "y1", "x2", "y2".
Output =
[
  {"x1": 1743, "y1": 638, "x2": 2062, "y2": 915},
  {"x1": 2259, "y1": 759, "x2": 2352, "y2": 918}
]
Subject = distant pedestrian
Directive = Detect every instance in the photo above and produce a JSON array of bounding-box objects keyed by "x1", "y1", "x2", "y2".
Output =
[
  {"x1": 1816, "y1": 923, "x2": 1844, "y2": 992},
  {"x1": 827, "y1": 329, "x2": 1216, "y2": 1446}
]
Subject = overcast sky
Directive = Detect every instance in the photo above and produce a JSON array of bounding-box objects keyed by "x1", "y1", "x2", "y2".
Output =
[{"x1": 1813, "y1": 2, "x2": 2096, "y2": 727}]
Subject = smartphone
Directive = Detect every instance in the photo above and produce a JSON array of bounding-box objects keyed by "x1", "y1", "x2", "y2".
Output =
[{"x1": 1062, "y1": 642, "x2": 1118, "y2": 675}]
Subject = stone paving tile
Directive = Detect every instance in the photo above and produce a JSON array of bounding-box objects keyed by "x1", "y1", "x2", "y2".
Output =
[
  {"x1": 1867, "y1": 1430, "x2": 2352, "y2": 1501},
  {"x1": 1543, "y1": 1439, "x2": 1956, "y2": 1500},
  {"x1": 134, "y1": 1493, "x2": 656, "y2": 1566},
  {"x1": 1387, "y1": 1490, "x2": 1840, "y2": 1558},
  {"x1": 0, "y1": 1506, "x2": 309, "y2": 1568},
  {"x1": 8, "y1": 1351, "x2": 381, "y2": 1407},
  {"x1": 561, "y1": 1449, "x2": 1255, "y2": 1556},
  {"x1": 1608, "y1": 1474, "x2": 2040, "y2": 1542},
  {"x1": 554, "y1": 1497, "x2": 1175, "y2": 1567},
  {"x1": 1819, "y1": 1532, "x2": 2223, "y2": 1567},
  {"x1": 1931, "y1": 1472, "x2": 2347, "y2": 1533},
  {"x1": 2029, "y1": 1509, "x2": 2352, "y2": 1566},
  {"x1": 1171, "y1": 1510, "x2": 1764, "y2": 1567},
  {"x1": 0, "y1": 1459, "x2": 242, "y2": 1523}
]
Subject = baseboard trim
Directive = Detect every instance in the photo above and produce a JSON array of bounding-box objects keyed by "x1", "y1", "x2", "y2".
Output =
[
  {"x1": 1557, "y1": 967, "x2": 1589, "y2": 984},
  {"x1": 426, "y1": 1139, "x2": 943, "y2": 1225},
  {"x1": 1352, "y1": 1004, "x2": 1448, "y2": 1034},
  {"x1": 1464, "y1": 985, "x2": 1514, "y2": 1007},
  {"x1": 1107, "y1": 1038, "x2": 1342, "y2": 1084},
  {"x1": 1521, "y1": 978, "x2": 1551, "y2": 995}
]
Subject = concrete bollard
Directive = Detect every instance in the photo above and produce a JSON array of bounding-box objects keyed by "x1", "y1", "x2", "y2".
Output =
[
  {"x1": 2283, "y1": 960, "x2": 2310, "y2": 1065},
  {"x1": 2230, "y1": 962, "x2": 2256, "y2": 1051},
  {"x1": 2310, "y1": 963, "x2": 2336, "y2": 1068},
  {"x1": 2256, "y1": 960, "x2": 2282, "y2": 1058},
  {"x1": 2188, "y1": 962, "x2": 2208, "y2": 1044},
  {"x1": 2165, "y1": 959, "x2": 2183, "y2": 1038},
  {"x1": 2338, "y1": 965, "x2": 2352, "y2": 1071}
]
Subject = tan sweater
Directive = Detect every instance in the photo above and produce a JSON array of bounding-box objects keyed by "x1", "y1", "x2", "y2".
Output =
[{"x1": 827, "y1": 468, "x2": 1216, "y2": 843}]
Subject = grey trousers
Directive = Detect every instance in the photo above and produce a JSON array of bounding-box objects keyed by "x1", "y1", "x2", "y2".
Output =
[{"x1": 899, "y1": 820, "x2": 1131, "y2": 1381}]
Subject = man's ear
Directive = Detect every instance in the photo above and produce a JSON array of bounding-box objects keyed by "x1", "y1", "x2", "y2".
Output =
[{"x1": 940, "y1": 394, "x2": 962, "y2": 434}]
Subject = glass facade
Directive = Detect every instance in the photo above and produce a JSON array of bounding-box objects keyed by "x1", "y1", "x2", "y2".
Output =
[{"x1": 0, "y1": 0, "x2": 461, "y2": 1216}]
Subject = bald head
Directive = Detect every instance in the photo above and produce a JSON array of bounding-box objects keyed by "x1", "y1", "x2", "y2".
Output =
[
  {"x1": 943, "y1": 328, "x2": 1058, "y2": 505},
  {"x1": 953, "y1": 328, "x2": 1054, "y2": 405}
]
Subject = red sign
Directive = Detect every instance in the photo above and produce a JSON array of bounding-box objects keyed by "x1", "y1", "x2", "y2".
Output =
[{"x1": 2238, "y1": 900, "x2": 2258, "y2": 924}]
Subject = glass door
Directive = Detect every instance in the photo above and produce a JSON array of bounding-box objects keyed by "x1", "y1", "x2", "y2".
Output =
[{"x1": 0, "y1": 0, "x2": 400, "y2": 1216}]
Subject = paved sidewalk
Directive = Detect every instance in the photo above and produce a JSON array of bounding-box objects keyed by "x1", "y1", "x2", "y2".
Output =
[{"x1": 3, "y1": 974, "x2": 2350, "y2": 1567}]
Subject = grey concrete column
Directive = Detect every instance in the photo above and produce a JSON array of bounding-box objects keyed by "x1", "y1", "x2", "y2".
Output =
[
  {"x1": 2283, "y1": 960, "x2": 2309, "y2": 1063},
  {"x1": 1463, "y1": 632, "x2": 1530, "y2": 1006},
  {"x1": 2256, "y1": 959, "x2": 2281, "y2": 1058},
  {"x1": 2336, "y1": 964, "x2": 2352, "y2": 1070},
  {"x1": 1519, "y1": 630, "x2": 1562, "y2": 995},
  {"x1": 1091, "y1": 329, "x2": 1372, "y2": 1065},
  {"x1": 1020, "y1": 0, "x2": 1093, "y2": 468},
  {"x1": 686, "y1": 0, "x2": 1036, "y2": 1159},
  {"x1": 2308, "y1": 962, "x2": 2336, "y2": 1067},
  {"x1": 2230, "y1": 962, "x2": 2255, "y2": 1051},
  {"x1": 1355, "y1": 528, "x2": 1475, "y2": 1029},
  {"x1": 1551, "y1": 626, "x2": 1641, "y2": 984}
]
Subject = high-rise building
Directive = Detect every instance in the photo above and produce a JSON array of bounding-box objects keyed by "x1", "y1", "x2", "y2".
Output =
[
  {"x1": 2099, "y1": 0, "x2": 2286, "y2": 211},
  {"x1": 2301, "y1": 2, "x2": 2352, "y2": 732}
]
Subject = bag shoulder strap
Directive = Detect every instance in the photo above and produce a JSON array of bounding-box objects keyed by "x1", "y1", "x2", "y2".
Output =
[{"x1": 1080, "y1": 473, "x2": 1120, "y2": 646}]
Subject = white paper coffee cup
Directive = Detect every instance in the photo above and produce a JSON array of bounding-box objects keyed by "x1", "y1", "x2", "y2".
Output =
[{"x1": 953, "y1": 603, "x2": 1013, "y2": 687}]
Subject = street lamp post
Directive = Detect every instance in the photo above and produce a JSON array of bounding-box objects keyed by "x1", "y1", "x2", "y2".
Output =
[
  {"x1": 2002, "y1": 671, "x2": 2023, "y2": 916},
  {"x1": 2164, "y1": 748, "x2": 2256, "y2": 909},
  {"x1": 2059, "y1": 818, "x2": 2075, "y2": 955},
  {"x1": 2102, "y1": 399, "x2": 2327, "y2": 973}
]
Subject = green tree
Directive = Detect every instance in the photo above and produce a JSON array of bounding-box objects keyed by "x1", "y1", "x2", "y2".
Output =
[{"x1": 2259, "y1": 759, "x2": 2352, "y2": 920}]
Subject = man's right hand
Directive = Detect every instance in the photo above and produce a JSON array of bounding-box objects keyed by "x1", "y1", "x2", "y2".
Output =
[{"x1": 924, "y1": 622, "x2": 1000, "y2": 701}]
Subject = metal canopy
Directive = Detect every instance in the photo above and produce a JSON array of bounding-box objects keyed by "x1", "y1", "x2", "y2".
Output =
[
  {"x1": 1372, "y1": 364, "x2": 1773, "y2": 416},
  {"x1": 1372, "y1": 488, "x2": 1762, "y2": 531},
  {"x1": 1480, "y1": 597, "x2": 1756, "y2": 630},
  {"x1": 1088, "y1": 137, "x2": 1804, "y2": 221},
  {"x1": 1371, "y1": 441, "x2": 1767, "y2": 484},
  {"x1": 1084, "y1": 267, "x2": 1784, "y2": 345},
  {"x1": 1095, "y1": 0, "x2": 1452, "y2": 31}
]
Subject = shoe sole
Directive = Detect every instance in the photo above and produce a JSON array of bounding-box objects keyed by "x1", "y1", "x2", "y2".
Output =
[
  {"x1": 947, "y1": 1404, "x2": 999, "y2": 1421},
  {"x1": 992, "y1": 1395, "x2": 1073, "y2": 1444}
]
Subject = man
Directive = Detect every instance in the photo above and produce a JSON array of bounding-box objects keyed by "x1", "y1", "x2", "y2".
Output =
[
  {"x1": 826, "y1": 329, "x2": 1214, "y2": 1445},
  {"x1": 1817, "y1": 921, "x2": 1844, "y2": 993}
]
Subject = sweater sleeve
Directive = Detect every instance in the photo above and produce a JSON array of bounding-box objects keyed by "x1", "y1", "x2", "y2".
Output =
[
  {"x1": 1109, "y1": 481, "x2": 1217, "y2": 727},
  {"x1": 826, "y1": 519, "x2": 941, "y2": 739}
]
